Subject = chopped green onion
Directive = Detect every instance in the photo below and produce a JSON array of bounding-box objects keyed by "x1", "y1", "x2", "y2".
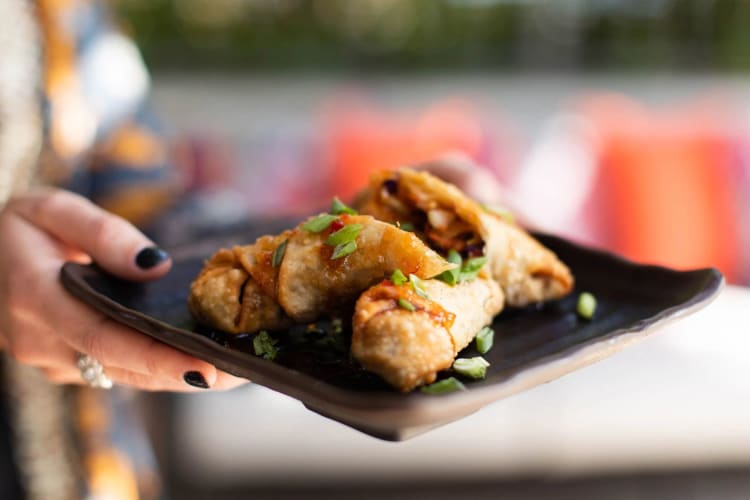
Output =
[
  {"x1": 453, "y1": 357, "x2": 490, "y2": 379},
  {"x1": 459, "y1": 256, "x2": 488, "y2": 282},
  {"x1": 271, "y1": 239, "x2": 288, "y2": 268},
  {"x1": 437, "y1": 272, "x2": 455, "y2": 286},
  {"x1": 331, "y1": 240, "x2": 357, "y2": 260},
  {"x1": 462, "y1": 256, "x2": 488, "y2": 273},
  {"x1": 437, "y1": 252, "x2": 487, "y2": 284},
  {"x1": 331, "y1": 197, "x2": 357, "y2": 215},
  {"x1": 447, "y1": 249, "x2": 463, "y2": 266},
  {"x1": 577, "y1": 292, "x2": 597, "y2": 320},
  {"x1": 326, "y1": 223, "x2": 363, "y2": 246},
  {"x1": 326, "y1": 318, "x2": 347, "y2": 352},
  {"x1": 408, "y1": 274, "x2": 430, "y2": 299},
  {"x1": 331, "y1": 318, "x2": 343, "y2": 335},
  {"x1": 420, "y1": 377, "x2": 466, "y2": 395},
  {"x1": 475, "y1": 326, "x2": 494, "y2": 354},
  {"x1": 253, "y1": 331, "x2": 278, "y2": 360},
  {"x1": 438, "y1": 249, "x2": 462, "y2": 285},
  {"x1": 391, "y1": 269, "x2": 408, "y2": 286},
  {"x1": 398, "y1": 298, "x2": 416, "y2": 311},
  {"x1": 302, "y1": 214, "x2": 339, "y2": 233},
  {"x1": 397, "y1": 222, "x2": 414, "y2": 232}
]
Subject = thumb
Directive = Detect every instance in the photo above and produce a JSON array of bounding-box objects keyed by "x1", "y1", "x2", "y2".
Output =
[{"x1": 10, "y1": 188, "x2": 171, "y2": 281}]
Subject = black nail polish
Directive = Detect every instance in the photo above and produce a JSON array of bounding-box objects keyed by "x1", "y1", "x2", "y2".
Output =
[
  {"x1": 183, "y1": 371, "x2": 209, "y2": 389},
  {"x1": 135, "y1": 246, "x2": 169, "y2": 269}
]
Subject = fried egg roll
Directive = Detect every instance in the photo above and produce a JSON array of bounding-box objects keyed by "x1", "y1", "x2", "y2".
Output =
[
  {"x1": 352, "y1": 276, "x2": 504, "y2": 392},
  {"x1": 188, "y1": 248, "x2": 292, "y2": 334},
  {"x1": 189, "y1": 214, "x2": 455, "y2": 333},
  {"x1": 356, "y1": 168, "x2": 574, "y2": 306}
]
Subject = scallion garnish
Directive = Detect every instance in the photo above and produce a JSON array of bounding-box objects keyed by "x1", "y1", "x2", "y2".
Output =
[
  {"x1": 459, "y1": 256, "x2": 488, "y2": 282},
  {"x1": 398, "y1": 222, "x2": 414, "y2": 232},
  {"x1": 408, "y1": 273, "x2": 430, "y2": 299},
  {"x1": 302, "y1": 214, "x2": 339, "y2": 233},
  {"x1": 453, "y1": 356, "x2": 490, "y2": 379},
  {"x1": 398, "y1": 298, "x2": 416, "y2": 311},
  {"x1": 420, "y1": 377, "x2": 466, "y2": 395},
  {"x1": 327, "y1": 318, "x2": 347, "y2": 352},
  {"x1": 475, "y1": 326, "x2": 494, "y2": 354},
  {"x1": 391, "y1": 269, "x2": 408, "y2": 286},
  {"x1": 331, "y1": 318, "x2": 343, "y2": 335},
  {"x1": 577, "y1": 292, "x2": 597, "y2": 320},
  {"x1": 331, "y1": 240, "x2": 357, "y2": 260},
  {"x1": 271, "y1": 239, "x2": 288, "y2": 268},
  {"x1": 437, "y1": 252, "x2": 487, "y2": 284},
  {"x1": 331, "y1": 197, "x2": 357, "y2": 215},
  {"x1": 253, "y1": 331, "x2": 278, "y2": 360},
  {"x1": 326, "y1": 223, "x2": 363, "y2": 246},
  {"x1": 438, "y1": 249, "x2": 462, "y2": 285}
]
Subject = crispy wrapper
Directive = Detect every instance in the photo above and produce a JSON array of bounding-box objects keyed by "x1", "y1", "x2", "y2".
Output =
[
  {"x1": 188, "y1": 248, "x2": 292, "y2": 334},
  {"x1": 188, "y1": 214, "x2": 454, "y2": 333},
  {"x1": 356, "y1": 168, "x2": 574, "y2": 306},
  {"x1": 352, "y1": 277, "x2": 504, "y2": 392}
]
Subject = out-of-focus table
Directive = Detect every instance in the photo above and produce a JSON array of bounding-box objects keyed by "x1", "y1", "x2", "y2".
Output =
[{"x1": 171, "y1": 285, "x2": 750, "y2": 486}]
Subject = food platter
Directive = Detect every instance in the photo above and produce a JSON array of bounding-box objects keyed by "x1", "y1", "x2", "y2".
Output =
[{"x1": 60, "y1": 219, "x2": 723, "y2": 441}]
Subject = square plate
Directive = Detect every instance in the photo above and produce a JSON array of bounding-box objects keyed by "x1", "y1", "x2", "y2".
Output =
[{"x1": 60, "y1": 220, "x2": 723, "y2": 441}]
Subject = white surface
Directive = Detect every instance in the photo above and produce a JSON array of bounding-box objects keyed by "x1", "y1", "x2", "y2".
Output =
[{"x1": 173, "y1": 286, "x2": 750, "y2": 485}]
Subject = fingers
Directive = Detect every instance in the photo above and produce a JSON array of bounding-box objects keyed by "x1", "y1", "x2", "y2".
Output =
[
  {"x1": 4, "y1": 315, "x2": 78, "y2": 368},
  {"x1": 417, "y1": 154, "x2": 542, "y2": 228},
  {"x1": 106, "y1": 367, "x2": 247, "y2": 391},
  {"x1": 9, "y1": 188, "x2": 170, "y2": 281},
  {"x1": 417, "y1": 153, "x2": 507, "y2": 205},
  {"x1": 49, "y1": 288, "x2": 220, "y2": 386},
  {"x1": 12, "y1": 295, "x2": 247, "y2": 392},
  {"x1": 1, "y1": 212, "x2": 227, "y2": 392},
  {"x1": 43, "y1": 365, "x2": 248, "y2": 392},
  {"x1": 0, "y1": 190, "x2": 247, "y2": 394},
  {"x1": 39, "y1": 266, "x2": 232, "y2": 389},
  {"x1": 17, "y1": 307, "x2": 249, "y2": 392},
  {"x1": 10, "y1": 294, "x2": 222, "y2": 389},
  {"x1": 213, "y1": 370, "x2": 250, "y2": 390}
]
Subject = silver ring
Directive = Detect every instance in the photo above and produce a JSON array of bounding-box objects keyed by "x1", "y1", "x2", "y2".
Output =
[{"x1": 76, "y1": 353, "x2": 113, "y2": 389}]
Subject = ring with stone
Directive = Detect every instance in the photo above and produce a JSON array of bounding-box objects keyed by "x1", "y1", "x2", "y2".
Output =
[{"x1": 76, "y1": 353, "x2": 113, "y2": 389}]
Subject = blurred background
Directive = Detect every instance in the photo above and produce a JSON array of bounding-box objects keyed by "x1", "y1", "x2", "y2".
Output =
[
  {"x1": 34, "y1": 1, "x2": 750, "y2": 499},
  {"x1": 109, "y1": 0, "x2": 750, "y2": 285}
]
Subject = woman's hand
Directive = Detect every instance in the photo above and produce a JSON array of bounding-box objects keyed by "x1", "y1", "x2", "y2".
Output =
[
  {"x1": 418, "y1": 152, "x2": 538, "y2": 228},
  {"x1": 0, "y1": 188, "x2": 247, "y2": 391},
  {"x1": 417, "y1": 152, "x2": 506, "y2": 205}
]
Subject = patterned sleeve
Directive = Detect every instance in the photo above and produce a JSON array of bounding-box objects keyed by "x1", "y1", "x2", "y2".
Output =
[{"x1": 37, "y1": 0, "x2": 179, "y2": 227}]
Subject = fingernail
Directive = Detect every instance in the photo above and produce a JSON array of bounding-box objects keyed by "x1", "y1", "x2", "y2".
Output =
[
  {"x1": 135, "y1": 246, "x2": 170, "y2": 269},
  {"x1": 183, "y1": 371, "x2": 209, "y2": 389}
]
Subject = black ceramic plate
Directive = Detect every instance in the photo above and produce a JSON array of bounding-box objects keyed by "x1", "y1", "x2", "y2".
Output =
[{"x1": 60, "y1": 220, "x2": 723, "y2": 441}]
